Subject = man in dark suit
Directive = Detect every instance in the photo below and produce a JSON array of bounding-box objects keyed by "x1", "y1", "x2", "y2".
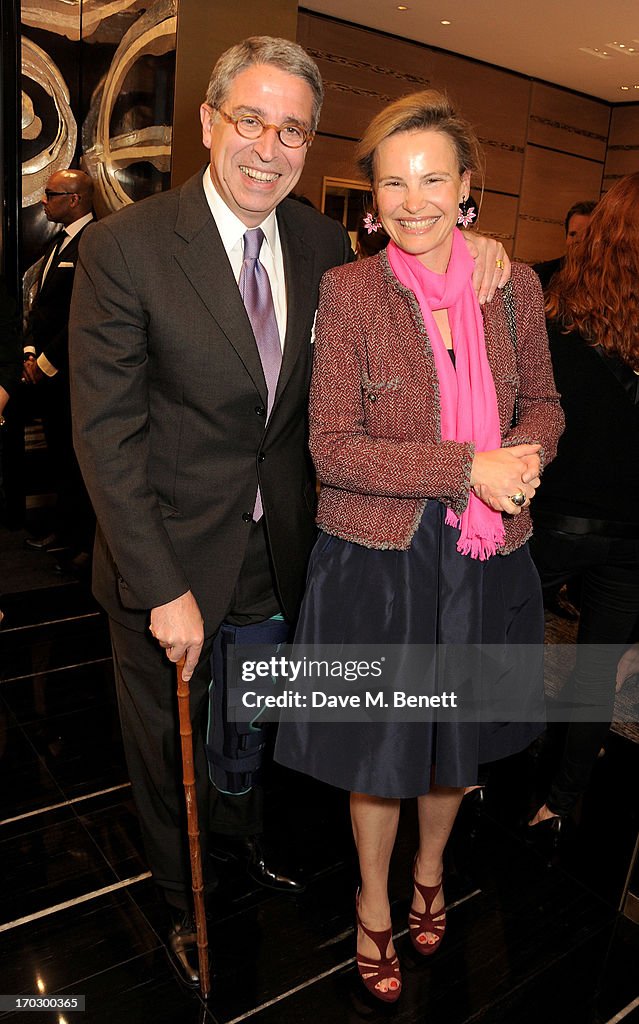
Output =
[
  {"x1": 23, "y1": 169, "x2": 95, "y2": 570},
  {"x1": 532, "y1": 199, "x2": 597, "y2": 292},
  {"x1": 69, "y1": 37, "x2": 510, "y2": 985},
  {"x1": 1, "y1": 275, "x2": 22, "y2": 622}
]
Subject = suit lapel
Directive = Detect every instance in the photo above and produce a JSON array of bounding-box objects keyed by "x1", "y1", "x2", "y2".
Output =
[
  {"x1": 38, "y1": 232, "x2": 66, "y2": 294},
  {"x1": 273, "y1": 201, "x2": 315, "y2": 409},
  {"x1": 173, "y1": 172, "x2": 267, "y2": 405},
  {"x1": 39, "y1": 229, "x2": 85, "y2": 297}
]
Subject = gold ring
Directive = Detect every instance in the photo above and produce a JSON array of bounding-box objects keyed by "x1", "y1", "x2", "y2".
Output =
[
  {"x1": 510, "y1": 491, "x2": 526, "y2": 507},
  {"x1": 495, "y1": 258, "x2": 505, "y2": 270}
]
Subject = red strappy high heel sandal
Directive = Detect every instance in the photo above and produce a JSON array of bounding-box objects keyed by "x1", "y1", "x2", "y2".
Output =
[
  {"x1": 408, "y1": 862, "x2": 446, "y2": 956},
  {"x1": 355, "y1": 895, "x2": 402, "y2": 1003}
]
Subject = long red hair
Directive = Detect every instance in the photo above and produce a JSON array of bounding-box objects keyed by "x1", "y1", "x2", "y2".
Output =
[{"x1": 546, "y1": 172, "x2": 639, "y2": 369}]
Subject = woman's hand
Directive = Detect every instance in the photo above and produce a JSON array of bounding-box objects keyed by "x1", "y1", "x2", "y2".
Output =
[
  {"x1": 470, "y1": 443, "x2": 541, "y2": 513},
  {"x1": 518, "y1": 451, "x2": 541, "y2": 485}
]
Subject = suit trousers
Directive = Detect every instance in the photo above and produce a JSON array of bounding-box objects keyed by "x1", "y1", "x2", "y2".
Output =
[
  {"x1": 40, "y1": 374, "x2": 94, "y2": 550},
  {"x1": 529, "y1": 526, "x2": 639, "y2": 814},
  {"x1": 109, "y1": 619, "x2": 263, "y2": 909}
]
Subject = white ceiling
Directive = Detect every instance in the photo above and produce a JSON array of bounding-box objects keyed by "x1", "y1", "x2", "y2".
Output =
[{"x1": 304, "y1": 1, "x2": 639, "y2": 103}]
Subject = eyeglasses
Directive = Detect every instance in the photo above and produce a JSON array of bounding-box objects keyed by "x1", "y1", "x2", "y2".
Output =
[
  {"x1": 214, "y1": 107, "x2": 313, "y2": 149},
  {"x1": 44, "y1": 190, "x2": 78, "y2": 199}
]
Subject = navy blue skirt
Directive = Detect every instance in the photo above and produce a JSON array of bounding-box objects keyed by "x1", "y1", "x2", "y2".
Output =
[{"x1": 275, "y1": 501, "x2": 544, "y2": 798}]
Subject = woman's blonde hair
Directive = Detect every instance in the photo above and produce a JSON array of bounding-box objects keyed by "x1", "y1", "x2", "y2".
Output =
[{"x1": 357, "y1": 89, "x2": 483, "y2": 186}]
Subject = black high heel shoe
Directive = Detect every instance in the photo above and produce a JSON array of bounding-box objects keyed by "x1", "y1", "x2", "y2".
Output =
[{"x1": 525, "y1": 810, "x2": 568, "y2": 851}]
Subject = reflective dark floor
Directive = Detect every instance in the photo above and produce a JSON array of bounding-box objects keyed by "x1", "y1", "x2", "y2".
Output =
[{"x1": 0, "y1": 577, "x2": 638, "y2": 1024}]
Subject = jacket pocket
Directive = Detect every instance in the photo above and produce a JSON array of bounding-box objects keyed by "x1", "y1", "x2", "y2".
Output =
[{"x1": 361, "y1": 372, "x2": 403, "y2": 404}]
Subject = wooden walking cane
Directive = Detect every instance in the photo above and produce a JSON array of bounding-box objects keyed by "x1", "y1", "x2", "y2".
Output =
[{"x1": 176, "y1": 656, "x2": 211, "y2": 997}]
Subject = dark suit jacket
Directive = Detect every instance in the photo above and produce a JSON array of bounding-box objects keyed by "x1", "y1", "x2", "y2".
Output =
[
  {"x1": 532, "y1": 255, "x2": 562, "y2": 293},
  {"x1": 0, "y1": 277, "x2": 20, "y2": 396},
  {"x1": 69, "y1": 170, "x2": 353, "y2": 635},
  {"x1": 25, "y1": 224, "x2": 92, "y2": 375}
]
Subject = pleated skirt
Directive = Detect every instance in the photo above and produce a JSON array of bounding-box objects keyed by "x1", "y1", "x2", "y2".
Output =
[{"x1": 275, "y1": 500, "x2": 544, "y2": 798}]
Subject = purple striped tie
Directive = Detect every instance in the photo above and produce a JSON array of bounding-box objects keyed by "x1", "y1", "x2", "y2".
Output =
[{"x1": 239, "y1": 228, "x2": 282, "y2": 520}]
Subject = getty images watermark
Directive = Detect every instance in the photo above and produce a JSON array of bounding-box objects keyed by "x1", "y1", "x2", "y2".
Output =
[{"x1": 221, "y1": 644, "x2": 639, "y2": 725}]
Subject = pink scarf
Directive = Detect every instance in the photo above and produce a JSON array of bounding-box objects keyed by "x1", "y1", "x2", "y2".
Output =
[{"x1": 387, "y1": 230, "x2": 504, "y2": 559}]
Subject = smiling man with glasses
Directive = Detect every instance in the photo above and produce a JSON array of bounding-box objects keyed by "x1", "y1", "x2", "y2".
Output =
[{"x1": 70, "y1": 37, "x2": 352, "y2": 988}]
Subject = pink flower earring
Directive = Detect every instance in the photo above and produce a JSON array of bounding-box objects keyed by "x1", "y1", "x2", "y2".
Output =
[
  {"x1": 457, "y1": 197, "x2": 477, "y2": 228},
  {"x1": 363, "y1": 211, "x2": 382, "y2": 234}
]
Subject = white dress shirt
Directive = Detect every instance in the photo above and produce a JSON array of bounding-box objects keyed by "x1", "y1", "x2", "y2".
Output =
[{"x1": 202, "y1": 168, "x2": 287, "y2": 348}]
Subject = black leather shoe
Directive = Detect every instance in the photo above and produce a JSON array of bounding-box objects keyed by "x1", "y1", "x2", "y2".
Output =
[
  {"x1": 524, "y1": 813, "x2": 570, "y2": 852},
  {"x1": 54, "y1": 550, "x2": 91, "y2": 577},
  {"x1": 210, "y1": 835, "x2": 306, "y2": 893},
  {"x1": 167, "y1": 910, "x2": 200, "y2": 987},
  {"x1": 25, "y1": 532, "x2": 63, "y2": 552},
  {"x1": 246, "y1": 836, "x2": 306, "y2": 892}
]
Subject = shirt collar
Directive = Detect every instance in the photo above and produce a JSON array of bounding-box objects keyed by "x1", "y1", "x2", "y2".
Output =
[
  {"x1": 202, "y1": 167, "x2": 278, "y2": 257},
  {"x1": 63, "y1": 212, "x2": 94, "y2": 240}
]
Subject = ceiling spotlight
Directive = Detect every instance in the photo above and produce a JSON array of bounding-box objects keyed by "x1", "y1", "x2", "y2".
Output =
[
  {"x1": 441, "y1": 19, "x2": 451, "y2": 25},
  {"x1": 579, "y1": 48, "x2": 611, "y2": 59},
  {"x1": 634, "y1": 84, "x2": 639, "y2": 88},
  {"x1": 605, "y1": 41, "x2": 638, "y2": 56},
  {"x1": 397, "y1": 4, "x2": 409, "y2": 9},
  {"x1": 621, "y1": 85, "x2": 630, "y2": 90}
]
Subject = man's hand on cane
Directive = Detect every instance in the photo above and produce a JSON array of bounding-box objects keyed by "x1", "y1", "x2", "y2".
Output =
[{"x1": 150, "y1": 590, "x2": 204, "y2": 681}]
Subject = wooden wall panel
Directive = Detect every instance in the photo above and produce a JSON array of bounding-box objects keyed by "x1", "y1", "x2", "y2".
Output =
[
  {"x1": 426, "y1": 50, "x2": 528, "y2": 195},
  {"x1": 604, "y1": 105, "x2": 639, "y2": 190},
  {"x1": 528, "y1": 83, "x2": 609, "y2": 161},
  {"x1": 516, "y1": 147, "x2": 603, "y2": 263},
  {"x1": 297, "y1": 135, "x2": 359, "y2": 209},
  {"x1": 474, "y1": 192, "x2": 518, "y2": 257},
  {"x1": 298, "y1": 13, "x2": 436, "y2": 143}
]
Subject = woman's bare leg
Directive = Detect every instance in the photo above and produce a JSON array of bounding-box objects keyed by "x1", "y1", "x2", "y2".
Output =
[
  {"x1": 351, "y1": 792, "x2": 401, "y2": 993},
  {"x1": 413, "y1": 785, "x2": 465, "y2": 945}
]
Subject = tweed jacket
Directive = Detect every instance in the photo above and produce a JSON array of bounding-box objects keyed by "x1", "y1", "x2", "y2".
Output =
[{"x1": 310, "y1": 252, "x2": 564, "y2": 553}]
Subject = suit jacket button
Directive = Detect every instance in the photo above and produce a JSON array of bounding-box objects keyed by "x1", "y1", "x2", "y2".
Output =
[
  {"x1": 242, "y1": 512, "x2": 253, "y2": 523},
  {"x1": 254, "y1": 405, "x2": 266, "y2": 417},
  {"x1": 257, "y1": 453, "x2": 265, "y2": 463}
]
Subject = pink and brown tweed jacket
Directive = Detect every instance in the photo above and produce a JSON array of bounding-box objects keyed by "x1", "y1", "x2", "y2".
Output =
[{"x1": 310, "y1": 251, "x2": 564, "y2": 553}]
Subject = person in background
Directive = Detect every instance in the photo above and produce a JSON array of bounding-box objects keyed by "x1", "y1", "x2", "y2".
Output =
[
  {"x1": 532, "y1": 198, "x2": 597, "y2": 619},
  {"x1": 528, "y1": 173, "x2": 639, "y2": 841},
  {"x1": 533, "y1": 199, "x2": 597, "y2": 292},
  {"x1": 0, "y1": 275, "x2": 22, "y2": 625},
  {"x1": 276, "y1": 89, "x2": 563, "y2": 1003},
  {"x1": 22, "y1": 169, "x2": 95, "y2": 575}
]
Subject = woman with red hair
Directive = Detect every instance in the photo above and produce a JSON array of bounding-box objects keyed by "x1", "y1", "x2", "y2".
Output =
[{"x1": 529, "y1": 172, "x2": 639, "y2": 837}]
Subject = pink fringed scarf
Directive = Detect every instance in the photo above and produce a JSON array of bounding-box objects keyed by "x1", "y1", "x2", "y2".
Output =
[{"x1": 387, "y1": 230, "x2": 504, "y2": 560}]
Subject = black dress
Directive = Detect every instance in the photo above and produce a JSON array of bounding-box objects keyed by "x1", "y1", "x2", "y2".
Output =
[{"x1": 275, "y1": 500, "x2": 544, "y2": 799}]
